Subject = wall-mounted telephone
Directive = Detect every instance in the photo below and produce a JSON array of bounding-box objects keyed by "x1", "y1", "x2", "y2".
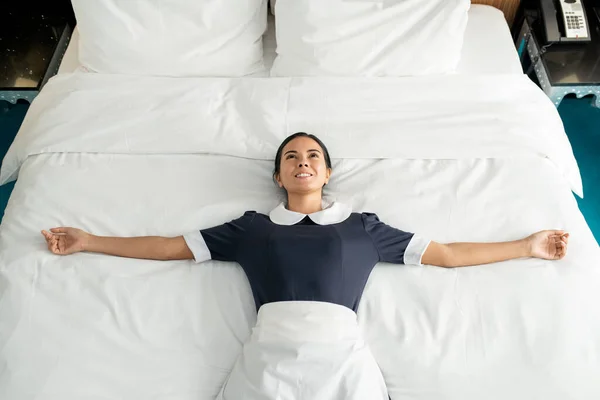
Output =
[{"x1": 540, "y1": 0, "x2": 592, "y2": 43}]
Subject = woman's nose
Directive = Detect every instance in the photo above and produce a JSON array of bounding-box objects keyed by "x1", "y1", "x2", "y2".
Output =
[{"x1": 298, "y1": 163, "x2": 308, "y2": 167}]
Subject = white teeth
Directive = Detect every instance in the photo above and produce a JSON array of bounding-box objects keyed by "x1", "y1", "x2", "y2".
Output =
[{"x1": 296, "y1": 173, "x2": 312, "y2": 177}]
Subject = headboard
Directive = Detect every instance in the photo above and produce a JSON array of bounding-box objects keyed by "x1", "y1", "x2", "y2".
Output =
[{"x1": 472, "y1": 0, "x2": 521, "y2": 27}]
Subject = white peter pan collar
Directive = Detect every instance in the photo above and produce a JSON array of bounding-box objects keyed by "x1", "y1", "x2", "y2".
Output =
[{"x1": 269, "y1": 200, "x2": 353, "y2": 226}]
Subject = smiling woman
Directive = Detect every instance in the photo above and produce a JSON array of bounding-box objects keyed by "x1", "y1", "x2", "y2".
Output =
[{"x1": 273, "y1": 131, "x2": 333, "y2": 214}]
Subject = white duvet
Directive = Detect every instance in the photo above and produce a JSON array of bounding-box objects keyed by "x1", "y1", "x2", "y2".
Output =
[{"x1": 1, "y1": 72, "x2": 599, "y2": 400}]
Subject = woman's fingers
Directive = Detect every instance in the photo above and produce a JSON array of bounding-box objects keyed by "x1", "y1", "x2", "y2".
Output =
[
  {"x1": 551, "y1": 241, "x2": 563, "y2": 259},
  {"x1": 42, "y1": 229, "x2": 72, "y2": 255},
  {"x1": 552, "y1": 234, "x2": 568, "y2": 247},
  {"x1": 554, "y1": 243, "x2": 562, "y2": 259},
  {"x1": 538, "y1": 232, "x2": 568, "y2": 260},
  {"x1": 49, "y1": 237, "x2": 57, "y2": 253},
  {"x1": 558, "y1": 242, "x2": 567, "y2": 259},
  {"x1": 555, "y1": 232, "x2": 569, "y2": 242},
  {"x1": 42, "y1": 231, "x2": 55, "y2": 249},
  {"x1": 45, "y1": 234, "x2": 61, "y2": 254}
]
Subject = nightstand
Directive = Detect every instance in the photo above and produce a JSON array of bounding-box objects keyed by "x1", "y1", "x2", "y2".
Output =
[
  {"x1": 514, "y1": 10, "x2": 600, "y2": 108},
  {"x1": 0, "y1": 11, "x2": 73, "y2": 104}
]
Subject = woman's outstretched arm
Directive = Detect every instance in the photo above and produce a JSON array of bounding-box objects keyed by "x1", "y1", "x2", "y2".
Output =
[
  {"x1": 421, "y1": 230, "x2": 569, "y2": 268},
  {"x1": 41, "y1": 227, "x2": 194, "y2": 261}
]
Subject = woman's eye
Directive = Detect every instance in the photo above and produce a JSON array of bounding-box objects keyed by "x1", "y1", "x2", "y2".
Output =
[
  {"x1": 286, "y1": 154, "x2": 295, "y2": 159},
  {"x1": 310, "y1": 153, "x2": 319, "y2": 158}
]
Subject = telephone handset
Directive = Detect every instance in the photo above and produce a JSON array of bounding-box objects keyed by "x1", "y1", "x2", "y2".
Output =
[{"x1": 540, "y1": 0, "x2": 591, "y2": 43}]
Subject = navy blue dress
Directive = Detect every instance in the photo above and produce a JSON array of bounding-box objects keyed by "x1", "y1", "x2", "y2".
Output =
[{"x1": 200, "y1": 211, "x2": 414, "y2": 312}]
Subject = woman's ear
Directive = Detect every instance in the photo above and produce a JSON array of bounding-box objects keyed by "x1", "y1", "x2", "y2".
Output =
[
  {"x1": 275, "y1": 173, "x2": 283, "y2": 188},
  {"x1": 325, "y1": 168, "x2": 332, "y2": 184}
]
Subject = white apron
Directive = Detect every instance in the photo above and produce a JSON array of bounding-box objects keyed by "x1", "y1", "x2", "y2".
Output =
[{"x1": 216, "y1": 301, "x2": 389, "y2": 400}]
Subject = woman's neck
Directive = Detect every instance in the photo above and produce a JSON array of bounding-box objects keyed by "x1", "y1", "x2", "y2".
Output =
[{"x1": 287, "y1": 192, "x2": 323, "y2": 214}]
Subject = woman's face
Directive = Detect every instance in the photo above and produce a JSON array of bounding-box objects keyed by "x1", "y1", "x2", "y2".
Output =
[{"x1": 276, "y1": 137, "x2": 331, "y2": 195}]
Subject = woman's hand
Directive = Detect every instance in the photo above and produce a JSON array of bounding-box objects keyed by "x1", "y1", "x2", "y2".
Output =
[
  {"x1": 526, "y1": 230, "x2": 569, "y2": 260},
  {"x1": 41, "y1": 227, "x2": 91, "y2": 255}
]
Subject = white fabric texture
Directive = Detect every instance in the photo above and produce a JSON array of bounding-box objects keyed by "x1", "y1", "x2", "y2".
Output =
[
  {"x1": 182, "y1": 201, "x2": 428, "y2": 265},
  {"x1": 403, "y1": 235, "x2": 431, "y2": 266},
  {"x1": 456, "y1": 5, "x2": 521, "y2": 75},
  {"x1": 271, "y1": 0, "x2": 470, "y2": 77},
  {"x1": 1, "y1": 74, "x2": 599, "y2": 400},
  {"x1": 216, "y1": 301, "x2": 389, "y2": 400},
  {"x1": 182, "y1": 230, "x2": 212, "y2": 263},
  {"x1": 57, "y1": 5, "x2": 522, "y2": 77},
  {"x1": 0, "y1": 74, "x2": 583, "y2": 196},
  {"x1": 268, "y1": 200, "x2": 351, "y2": 225},
  {"x1": 70, "y1": 0, "x2": 268, "y2": 77}
]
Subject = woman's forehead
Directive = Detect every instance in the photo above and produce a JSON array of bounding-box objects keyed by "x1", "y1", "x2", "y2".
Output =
[{"x1": 283, "y1": 137, "x2": 322, "y2": 152}]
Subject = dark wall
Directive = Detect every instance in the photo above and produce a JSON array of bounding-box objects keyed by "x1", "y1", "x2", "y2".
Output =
[{"x1": 5, "y1": 1, "x2": 75, "y2": 25}]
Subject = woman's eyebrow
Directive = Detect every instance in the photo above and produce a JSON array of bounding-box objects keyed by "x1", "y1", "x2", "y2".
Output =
[{"x1": 284, "y1": 149, "x2": 321, "y2": 155}]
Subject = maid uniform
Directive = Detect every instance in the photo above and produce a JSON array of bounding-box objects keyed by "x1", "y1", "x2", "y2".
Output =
[{"x1": 184, "y1": 201, "x2": 430, "y2": 400}]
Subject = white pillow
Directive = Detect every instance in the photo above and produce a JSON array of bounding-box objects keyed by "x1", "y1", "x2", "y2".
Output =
[
  {"x1": 271, "y1": 0, "x2": 470, "y2": 77},
  {"x1": 71, "y1": 0, "x2": 268, "y2": 77}
]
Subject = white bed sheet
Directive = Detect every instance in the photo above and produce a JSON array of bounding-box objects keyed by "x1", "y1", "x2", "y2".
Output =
[
  {"x1": 57, "y1": 5, "x2": 522, "y2": 77},
  {"x1": 1, "y1": 73, "x2": 599, "y2": 400}
]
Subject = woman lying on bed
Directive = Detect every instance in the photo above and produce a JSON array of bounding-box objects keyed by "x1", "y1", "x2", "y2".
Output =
[{"x1": 42, "y1": 132, "x2": 570, "y2": 400}]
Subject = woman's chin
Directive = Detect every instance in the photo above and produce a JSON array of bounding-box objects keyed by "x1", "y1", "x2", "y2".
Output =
[{"x1": 286, "y1": 184, "x2": 322, "y2": 195}]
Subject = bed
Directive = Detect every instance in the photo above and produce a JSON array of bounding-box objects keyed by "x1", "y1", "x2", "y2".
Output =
[{"x1": 1, "y1": 2, "x2": 600, "y2": 400}]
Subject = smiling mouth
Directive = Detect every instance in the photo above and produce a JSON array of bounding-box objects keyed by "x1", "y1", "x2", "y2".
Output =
[{"x1": 295, "y1": 173, "x2": 313, "y2": 178}]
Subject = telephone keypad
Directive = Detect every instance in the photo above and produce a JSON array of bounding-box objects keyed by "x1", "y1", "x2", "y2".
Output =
[{"x1": 566, "y1": 14, "x2": 582, "y2": 30}]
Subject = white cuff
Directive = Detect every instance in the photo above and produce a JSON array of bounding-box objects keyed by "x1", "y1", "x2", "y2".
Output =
[
  {"x1": 182, "y1": 231, "x2": 212, "y2": 263},
  {"x1": 404, "y1": 234, "x2": 431, "y2": 266}
]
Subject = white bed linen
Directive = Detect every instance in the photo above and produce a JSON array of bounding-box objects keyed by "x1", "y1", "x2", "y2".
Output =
[
  {"x1": 270, "y1": 0, "x2": 470, "y2": 77},
  {"x1": 70, "y1": 0, "x2": 268, "y2": 77},
  {"x1": 0, "y1": 74, "x2": 582, "y2": 196},
  {"x1": 1, "y1": 73, "x2": 599, "y2": 400},
  {"x1": 57, "y1": 5, "x2": 521, "y2": 77},
  {"x1": 457, "y1": 5, "x2": 521, "y2": 75}
]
